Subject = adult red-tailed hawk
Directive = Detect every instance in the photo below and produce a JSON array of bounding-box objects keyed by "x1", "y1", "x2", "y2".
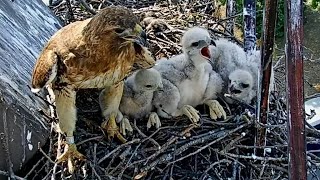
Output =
[{"x1": 31, "y1": 6, "x2": 155, "y2": 172}]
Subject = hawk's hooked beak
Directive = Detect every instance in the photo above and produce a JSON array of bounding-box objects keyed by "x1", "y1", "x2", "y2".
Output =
[
  {"x1": 121, "y1": 24, "x2": 149, "y2": 47},
  {"x1": 134, "y1": 24, "x2": 148, "y2": 47},
  {"x1": 134, "y1": 30, "x2": 148, "y2": 47}
]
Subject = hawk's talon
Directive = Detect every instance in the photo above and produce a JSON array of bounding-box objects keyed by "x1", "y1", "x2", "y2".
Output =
[
  {"x1": 56, "y1": 143, "x2": 85, "y2": 174},
  {"x1": 147, "y1": 112, "x2": 161, "y2": 130},
  {"x1": 101, "y1": 113, "x2": 127, "y2": 143},
  {"x1": 205, "y1": 100, "x2": 227, "y2": 120},
  {"x1": 182, "y1": 105, "x2": 200, "y2": 124}
]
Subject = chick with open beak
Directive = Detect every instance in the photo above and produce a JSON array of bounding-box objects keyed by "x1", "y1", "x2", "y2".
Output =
[
  {"x1": 152, "y1": 27, "x2": 226, "y2": 124},
  {"x1": 182, "y1": 29, "x2": 212, "y2": 65},
  {"x1": 227, "y1": 69, "x2": 255, "y2": 104}
]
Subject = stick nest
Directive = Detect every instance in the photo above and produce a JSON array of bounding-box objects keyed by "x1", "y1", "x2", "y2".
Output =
[{"x1": 20, "y1": 0, "x2": 320, "y2": 179}]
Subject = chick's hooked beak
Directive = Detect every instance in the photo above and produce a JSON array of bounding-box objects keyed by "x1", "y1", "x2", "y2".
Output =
[
  {"x1": 206, "y1": 40, "x2": 216, "y2": 68},
  {"x1": 229, "y1": 85, "x2": 242, "y2": 94},
  {"x1": 229, "y1": 85, "x2": 235, "y2": 92},
  {"x1": 197, "y1": 40, "x2": 211, "y2": 60}
]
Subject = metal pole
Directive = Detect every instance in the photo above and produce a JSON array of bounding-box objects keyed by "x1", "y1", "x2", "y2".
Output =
[
  {"x1": 257, "y1": 0, "x2": 278, "y2": 155},
  {"x1": 285, "y1": 0, "x2": 307, "y2": 179},
  {"x1": 243, "y1": 0, "x2": 257, "y2": 158},
  {"x1": 243, "y1": 0, "x2": 256, "y2": 55},
  {"x1": 226, "y1": 0, "x2": 236, "y2": 34}
]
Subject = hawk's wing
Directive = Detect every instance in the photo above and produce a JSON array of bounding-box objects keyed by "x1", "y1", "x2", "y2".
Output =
[{"x1": 31, "y1": 19, "x2": 91, "y2": 92}]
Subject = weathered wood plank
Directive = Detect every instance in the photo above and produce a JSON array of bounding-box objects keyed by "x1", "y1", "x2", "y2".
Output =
[
  {"x1": 0, "y1": 0, "x2": 61, "y2": 178},
  {"x1": 257, "y1": 0, "x2": 278, "y2": 155},
  {"x1": 285, "y1": 0, "x2": 307, "y2": 179}
]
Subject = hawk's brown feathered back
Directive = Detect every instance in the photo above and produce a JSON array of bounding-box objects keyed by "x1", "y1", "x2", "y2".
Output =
[{"x1": 31, "y1": 6, "x2": 152, "y2": 91}]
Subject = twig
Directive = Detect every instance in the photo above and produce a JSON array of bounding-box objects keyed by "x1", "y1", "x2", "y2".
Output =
[
  {"x1": 98, "y1": 139, "x2": 140, "y2": 164},
  {"x1": 118, "y1": 143, "x2": 141, "y2": 179},
  {"x1": 133, "y1": 120, "x2": 160, "y2": 148},
  {"x1": 24, "y1": 157, "x2": 45, "y2": 178},
  {"x1": 90, "y1": 162, "x2": 102, "y2": 180},
  {"x1": 0, "y1": 170, "x2": 26, "y2": 180},
  {"x1": 223, "y1": 152, "x2": 287, "y2": 161},
  {"x1": 65, "y1": 0, "x2": 75, "y2": 21},
  {"x1": 201, "y1": 159, "x2": 232, "y2": 179},
  {"x1": 168, "y1": 122, "x2": 251, "y2": 165},
  {"x1": 38, "y1": 142, "x2": 55, "y2": 164},
  {"x1": 79, "y1": 0, "x2": 97, "y2": 14},
  {"x1": 145, "y1": 124, "x2": 197, "y2": 163},
  {"x1": 76, "y1": 135, "x2": 104, "y2": 146}
]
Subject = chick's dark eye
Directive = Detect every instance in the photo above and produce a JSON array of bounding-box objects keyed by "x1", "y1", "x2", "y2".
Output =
[
  {"x1": 115, "y1": 28, "x2": 125, "y2": 34},
  {"x1": 241, "y1": 83, "x2": 249, "y2": 88},
  {"x1": 145, "y1": 85, "x2": 153, "y2": 88},
  {"x1": 191, "y1": 42, "x2": 199, "y2": 47}
]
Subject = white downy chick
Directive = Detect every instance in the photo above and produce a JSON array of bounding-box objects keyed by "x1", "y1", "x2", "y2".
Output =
[
  {"x1": 227, "y1": 69, "x2": 255, "y2": 104},
  {"x1": 153, "y1": 27, "x2": 226, "y2": 123},
  {"x1": 208, "y1": 38, "x2": 262, "y2": 104},
  {"x1": 118, "y1": 68, "x2": 163, "y2": 135}
]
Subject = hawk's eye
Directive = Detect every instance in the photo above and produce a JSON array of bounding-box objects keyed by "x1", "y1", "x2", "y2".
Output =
[
  {"x1": 240, "y1": 83, "x2": 249, "y2": 88},
  {"x1": 115, "y1": 28, "x2": 125, "y2": 34},
  {"x1": 145, "y1": 85, "x2": 153, "y2": 88},
  {"x1": 191, "y1": 42, "x2": 199, "y2": 47}
]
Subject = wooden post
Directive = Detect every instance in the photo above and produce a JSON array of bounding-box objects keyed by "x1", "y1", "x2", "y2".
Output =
[
  {"x1": 226, "y1": 0, "x2": 236, "y2": 34},
  {"x1": 285, "y1": 0, "x2": 307, "y2": 179},
  {"x1": 257, "y1": 0, "x2": 278, "y2": 155},
  {"x1": 243, "y1": 0, "x2": 258, "y2": 158},
  {"x1": 243, "y1": 0, "x2": 256, "y2": 55}
]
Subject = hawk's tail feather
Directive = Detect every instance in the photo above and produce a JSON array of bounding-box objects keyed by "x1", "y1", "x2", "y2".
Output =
[
  {"x1": 31, "y1": 87, "x2": 41, "y2": 93},
  {"x1": 31, "y1": 50, "x2": 58, "y2": 93}
]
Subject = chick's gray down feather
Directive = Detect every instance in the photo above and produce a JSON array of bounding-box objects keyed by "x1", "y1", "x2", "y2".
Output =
[
  {"x1": 209, "y1": 39, "x2": 265, "y2": 103},
  {"x1": 209, "y1": 38, "x2": 254, "y2": 84},
  {"x1": 152, "y1": 27, "x2": 226, "y2": 122},
  {"x1": 120, "y1": 68, "x2": 163, "y2": 119}
]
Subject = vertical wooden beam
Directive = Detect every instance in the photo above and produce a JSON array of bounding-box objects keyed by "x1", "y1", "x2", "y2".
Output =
[
  {"x1": 257, "y1": 0, "x2": 278, "y2": 155},
  {"x1": 226, "y1": 0, "x2": 236, "y2": 34},
  {"x1": 243, "y1": 0, "x2": 256, "y2": 55},
  {"x1": 243, "y1": 0, "x2": 258, "y2": 158},
  {"x1": 285, "y1": 0, "x2": 307, "y2": 179}
]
